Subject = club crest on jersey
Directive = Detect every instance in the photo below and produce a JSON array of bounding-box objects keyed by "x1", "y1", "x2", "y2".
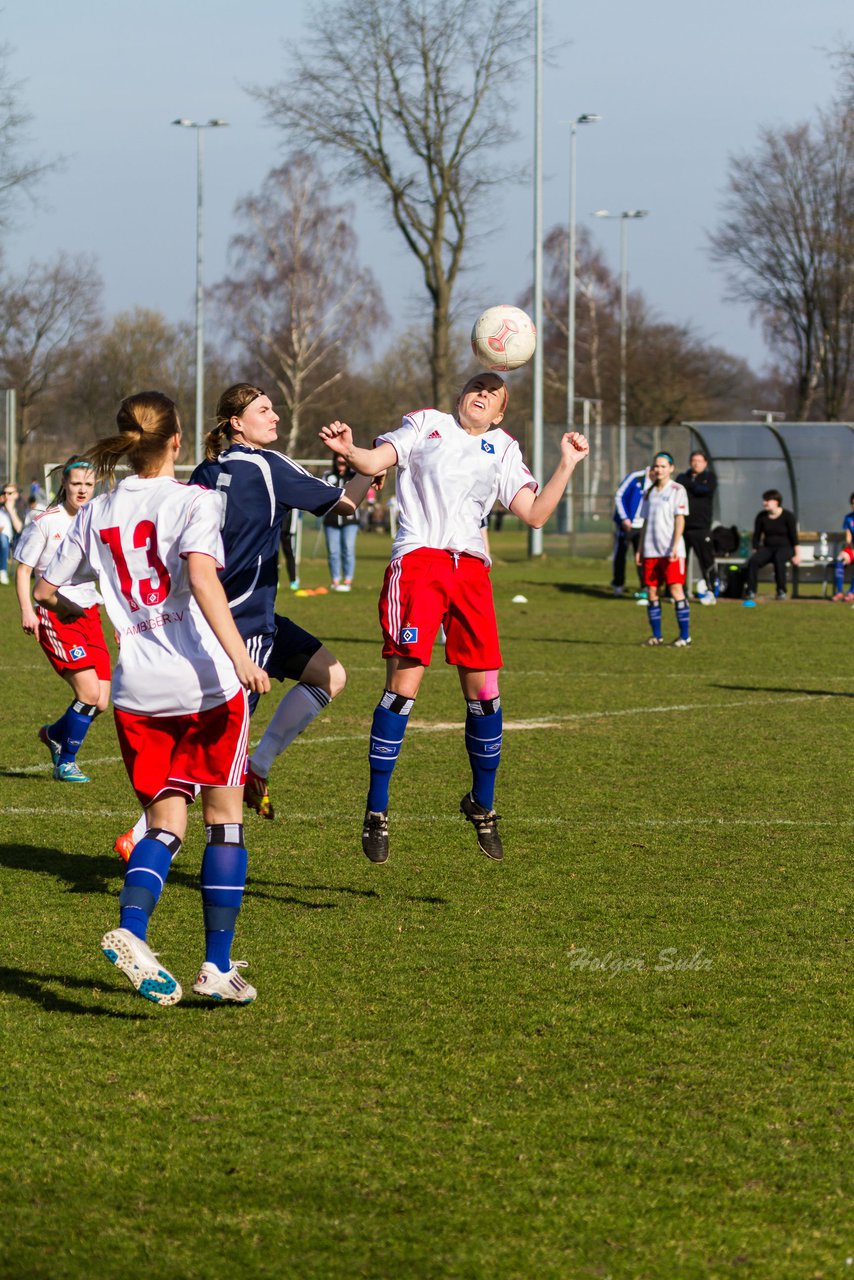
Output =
[
  {"x1": 399, "y1": 626, "x2": 418, "y2": 645},
  {"x1": 69, "y1": 645, "x2": 87, "y2": 660},
  {"x1": 480, "y1": 439, "x2": 495, "y2": 454}
]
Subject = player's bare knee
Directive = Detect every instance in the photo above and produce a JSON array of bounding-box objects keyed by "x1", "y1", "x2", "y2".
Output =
[{"x1": 327, "y1": 661, "x2": 347, "y2": 699}]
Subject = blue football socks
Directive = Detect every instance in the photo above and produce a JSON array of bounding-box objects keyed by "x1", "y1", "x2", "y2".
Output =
[
  {"x1": 647, "y1": 601, "x2": 662, "y2": 640},
  {"x1": 57, "y1": 700, "x2": 97, "y2": 766},
  {"x1": 119, "y1": 828, "x2": 182, "y2": 941},
  {"x1": 465, "y1": 697, "x2": 502, "y2": 811},
  {"x1": 675, "y1": 599, "x2": 690, "y2": 641},
  {"x1": 201, "y1": 824, "x2": 248, "y2": 973},
  {"x1": 366, "y1": 690, "x2": 414, "y2": 813}
]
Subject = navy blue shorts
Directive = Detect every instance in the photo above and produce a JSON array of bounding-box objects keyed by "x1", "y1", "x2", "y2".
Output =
[{"x1": 245, "y1": 614, "x2": 322, "y2": 714}]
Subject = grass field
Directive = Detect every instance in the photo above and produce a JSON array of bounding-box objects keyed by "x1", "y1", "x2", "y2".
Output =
[{"x1": 1, "y1": 529, "x2": 851, "y2": 1279}]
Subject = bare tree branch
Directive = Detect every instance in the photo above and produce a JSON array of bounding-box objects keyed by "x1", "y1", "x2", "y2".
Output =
[{"x1": 251, "y1": 0, "x2": 532, "y2": 408}]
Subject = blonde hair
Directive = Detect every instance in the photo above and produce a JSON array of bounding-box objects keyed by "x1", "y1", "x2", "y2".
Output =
[
  {"x1": 86, "y1": 391, "x2": 180, "y2": 485},
  {"x1": 204, "y1": 383, "x2": 265, "y2": 461}
]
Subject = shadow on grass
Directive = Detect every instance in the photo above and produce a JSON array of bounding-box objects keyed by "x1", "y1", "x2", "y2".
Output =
[
  {"x1": 712, "y1": 683, "x2": 852, "y2": 698},
  {"x1": 0, "y1": 843, "x2": 380, "y2": 912},
  {"x1": 550, "y1": 582, "x2": 616, "y2": 600},
  {"x1": 245, "y1": 879, "x2": 382, "y2": 909},
  {"x1": 0, "y1": 965, "x2": 147, "y2": 1019},
  {"x1": 0, "y1": 767, "x2": 52, "y2": 779},
  {"x1": 0, "y1": 843, "x2": 125, "y2": 895},
  {"x1": 307, "y1": 635, "x2": 379, "y2": 647}
]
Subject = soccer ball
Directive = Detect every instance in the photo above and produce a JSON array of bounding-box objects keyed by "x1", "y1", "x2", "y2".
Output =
[{"x1": 471, "y1": 305, "x2": 537, "y2": 371}]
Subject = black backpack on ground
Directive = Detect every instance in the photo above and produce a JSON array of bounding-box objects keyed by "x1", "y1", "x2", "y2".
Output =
[{"x1": 712, "y1": 524, "x2": 740, "y2": 555}]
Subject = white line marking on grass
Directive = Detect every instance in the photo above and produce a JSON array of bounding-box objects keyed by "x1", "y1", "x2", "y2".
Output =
[
  {"x1": 301, "y1": 694, "x2": 833, "y2": 743},
  {"x1": 1, "y1": 806, "x2": 847, "y2": 830},
  {"x1": 11, "y1": 755, "x2": 123, "y2": 775},
  {"x1": 4, "y1": 694, "x2": 837, "y2": 773}
]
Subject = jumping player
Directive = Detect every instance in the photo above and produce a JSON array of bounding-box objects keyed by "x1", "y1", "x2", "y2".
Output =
[
  {"x1": 190, "y1": 383, "x2": 376, "y2": 819},
  {"x1": 636, "y1": 452, "x2": 691, "y2": 648},
  {"x1": 319, "y1": 371, "x2": 589, "y2": 864},
  {"x1": 34, "y1": 392, "x2": 270, "y2": 1006},
  {"x1": 15, "y1": 457, "x2": 111, "y2": 782}
]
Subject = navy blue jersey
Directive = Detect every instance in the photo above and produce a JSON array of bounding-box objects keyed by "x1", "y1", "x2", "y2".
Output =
[{"x1": 191, "y1": 445, "x2": 339, "y2": 635}]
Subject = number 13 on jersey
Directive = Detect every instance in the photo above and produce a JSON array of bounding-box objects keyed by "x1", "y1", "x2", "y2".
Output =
[{"x1": 100, "y1": 522, "x2": 172, "y2": 612}]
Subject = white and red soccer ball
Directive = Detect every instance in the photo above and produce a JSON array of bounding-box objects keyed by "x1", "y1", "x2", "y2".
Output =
[{"x1": 470, "y1": 305, "x2": 537, "y2": 372}]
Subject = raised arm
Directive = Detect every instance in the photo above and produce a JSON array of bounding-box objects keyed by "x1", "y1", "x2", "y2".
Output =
[
  {"x1": 319, "y1": 420, "x2": 398, "y2": 478},
  {"x1": 509, "y1": 432, "x2": 589, "y2": 530}
]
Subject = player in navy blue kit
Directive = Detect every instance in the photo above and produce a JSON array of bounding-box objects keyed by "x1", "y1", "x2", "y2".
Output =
[{"x1": 191, "y1": 383, "x2": 375, "y2": 818}]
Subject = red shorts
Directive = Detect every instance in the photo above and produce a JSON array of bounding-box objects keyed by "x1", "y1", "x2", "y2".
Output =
[
  {"x1": 37, "y1": 604, "x2": 111, "y2": 681},
  {"x1": 642, "y1": 556, "x2": 686, "y2": 588},
  {"x1": 839, "y1": 546, "x2": 854, "y2": 565},
  {"x1": 114, "y1": 688, "x2": 249, "y2": 808},
  {"x1": 379, "y1": 549, "x2": 502, "y2": 669}
]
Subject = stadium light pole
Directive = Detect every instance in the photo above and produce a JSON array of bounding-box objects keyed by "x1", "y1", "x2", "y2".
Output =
[
  {"x1": 566, "y1": 114, "x2": 601, "y2": 429},
  {"x1": 594, "y1": 209, "x2": 649, "y2": 479},
  {"x1": 529, "y1": 0, "x2": 544, "y2": 557},
  {"x1": 172, "y1": 118, "x2": 229, "y2": 464}
]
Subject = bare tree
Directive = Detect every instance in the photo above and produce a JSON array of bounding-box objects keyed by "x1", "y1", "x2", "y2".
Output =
[
  {"x1": 0, "y1": 255, "x2": 102, "y2": 472},
  {"x1": 0, "y1": 40, "x2": 54, "y2": 233},
  {"x1": 253, "y1": 0, "x2": 532, "y2": 410},
  {"x1": 212, "y1": 153, "x2": 386, "y2": 455},
  {"x1": 535, "y1": 226, "x2": 763, "y2": 434},
  {"x1": 72, "y1": 307, "x2": 201, "y2": 429},
  {"x1": 709, "y1": 103, "x2": 854, "y2": 420}
]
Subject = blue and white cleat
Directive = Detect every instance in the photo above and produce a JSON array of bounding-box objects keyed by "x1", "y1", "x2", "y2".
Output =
[
  {"x1": 38, "y1": 725, "x2": 62, "y2": 767},
  {"x1": 53, "y1": 761, "x2": 90, "y2": 783},
  {"x1": 101, "y1": 928, "x2": 182, "y2": 1006},
  {"x1": 192, "y1": 961, "x2": 256, "y2": 1004}
]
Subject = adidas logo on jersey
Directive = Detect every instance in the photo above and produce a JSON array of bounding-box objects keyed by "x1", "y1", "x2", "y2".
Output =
[{"x1": 427, "y1": 430, "x2": 442, "y2": 440}]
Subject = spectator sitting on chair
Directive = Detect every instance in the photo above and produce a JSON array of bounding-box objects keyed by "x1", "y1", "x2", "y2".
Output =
[
  {"x1": 745, "y1": 490, "x2": 800, "y2": 601},
  {"x1": 831, "y1": 492, "x2": 854, "y2": 601},
  {"x1": 676, "y1": 449, "x2": 719, "y2": 602}
]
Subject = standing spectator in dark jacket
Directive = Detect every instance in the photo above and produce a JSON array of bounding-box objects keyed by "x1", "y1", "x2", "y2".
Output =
[
  {"x1": 676, "y1": 451, "x2": 719, "y2": 602},
  {"x1": 745, "y1": 490, "x2": 801, "y2": 600}
]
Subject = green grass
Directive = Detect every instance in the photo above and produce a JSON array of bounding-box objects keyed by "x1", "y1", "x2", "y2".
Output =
[{"x1": 1, "y1": 530, "x2": 851, "y2": 1279}]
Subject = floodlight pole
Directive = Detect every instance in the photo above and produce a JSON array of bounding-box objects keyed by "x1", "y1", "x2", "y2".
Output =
[
  {"x1": 529, "y1": 0, "x2": 544, "y2": 557},
  {"x1": 594, "y1": 209, "x2": 649, "y2": 479},
  {"x1": 172, "y1": 118, "x2": 228, "y2": 464},
  {"x1": 566, "y1": 114, "x2": 601, "y2": 429}
]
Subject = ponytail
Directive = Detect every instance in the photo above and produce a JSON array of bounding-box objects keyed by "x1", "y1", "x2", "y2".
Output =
[
  {"x1": 206, "y1": 382, "x2": 266, "y2": 459},
  {"x1": 86, "y1": 391, "x2": 180, "y2": 486}
]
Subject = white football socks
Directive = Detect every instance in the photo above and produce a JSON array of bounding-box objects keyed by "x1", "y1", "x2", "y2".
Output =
[{"x1": 250, "y1": 683, "x2": 331, "y2": 778}]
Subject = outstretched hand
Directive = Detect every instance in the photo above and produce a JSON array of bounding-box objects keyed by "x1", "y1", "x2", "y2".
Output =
[{"x1": 319, "y1": 421, "x2": 354, "y2": 455}]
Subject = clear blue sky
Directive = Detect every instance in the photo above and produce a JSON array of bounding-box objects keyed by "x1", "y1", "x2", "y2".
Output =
[{"x1": 3, "y1": 0, "x2": 851, "y2": 373}]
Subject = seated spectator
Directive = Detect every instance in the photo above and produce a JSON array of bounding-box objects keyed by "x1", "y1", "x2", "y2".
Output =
[
  {"x1": 831, "y1": 491, "x2": 854, "y2": 601},
  {"x1": 745, "y1": 490, "x2": 800, "y2": 601}
]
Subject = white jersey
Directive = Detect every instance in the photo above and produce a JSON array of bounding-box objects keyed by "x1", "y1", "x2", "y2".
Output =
[
  {"x1": 640, "y1": 480, "x2": 689, "y2": 558},
  {"x1": 43, "y1": 475, "x2": 240, "y2": 717},
  {"x1": 377, "y1": 407, "x2": 536, "y2": 564},
  {"x1": 15, "y1": 505, "x2": 101, "y2": 608}
]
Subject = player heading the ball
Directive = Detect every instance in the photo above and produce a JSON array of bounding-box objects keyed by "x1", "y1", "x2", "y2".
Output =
[{"x1": 319, "y1": 370, "x2": 588, "y2": 865}]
